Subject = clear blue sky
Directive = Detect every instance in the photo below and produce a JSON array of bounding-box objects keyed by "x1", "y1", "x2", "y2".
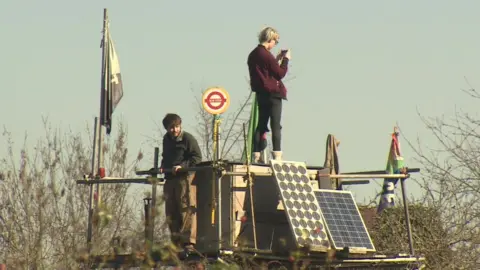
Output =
[{"x1": 2, "y1": 0, "x2": 480, "y2": 203}]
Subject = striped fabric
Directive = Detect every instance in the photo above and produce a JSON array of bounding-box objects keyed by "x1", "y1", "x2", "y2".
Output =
[{"x1": 377, "y1": 127, "x2": 404, "y2": 214}]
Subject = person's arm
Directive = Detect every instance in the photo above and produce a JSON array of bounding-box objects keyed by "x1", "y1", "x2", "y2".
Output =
[
  {"x1": 180, "y1": 133, "x2": 202, "y2": 168},
  {"x1": 262, "y1": 50, "x2": 289, "y2": 80}
]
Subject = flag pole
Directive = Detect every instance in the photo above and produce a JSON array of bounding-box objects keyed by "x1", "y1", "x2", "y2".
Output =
[
  {"x1": 87, "y1": 117, "x2": 99, "y2": 252},
  {"x1": 96, "y1": 8, "x2": 108, "y2": 208}
]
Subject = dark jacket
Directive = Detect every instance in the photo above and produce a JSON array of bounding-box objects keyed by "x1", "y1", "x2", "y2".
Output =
[
  {"x1": 247, "y1": 45, "x2": 289, "y2": 99},
  {"x1": 160, "y1": 131, "x2": 202, "y2": 179}
]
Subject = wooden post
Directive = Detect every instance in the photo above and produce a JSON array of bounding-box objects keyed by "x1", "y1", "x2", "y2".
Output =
[
  {"x1": 400, "y1": 178, "x2": 415, "y2": 256},
  {"x1": 243, "y1": 123, "x2": 258, "y2": 249}
]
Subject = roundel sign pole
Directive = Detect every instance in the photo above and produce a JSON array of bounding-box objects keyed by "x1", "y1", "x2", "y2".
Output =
[
  {"x1": 202, "y1": 87, "x2": 230, "y2": 231},
  {"x1": 202, "y1": 87, "x2": 230, "y2": 115}
]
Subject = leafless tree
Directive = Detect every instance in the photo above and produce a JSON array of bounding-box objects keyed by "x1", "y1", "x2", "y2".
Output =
[
  {"x1": 0, "y1": 117, "x2": 144, "y2": 269},
  {"x1": 396, "y1": 78, "x2": 480, "y2": 269},
  {"x1": 0, "y1": 73, "x2": 299, "y2": 269},
  {"x1": 143, "y1": 83, "x2": 253, "y2": 162},
  {"x1": 358, "y1": 203, "x2": 456, "y2": 269},
  {"x1": 190, "y1": 73, "x2": 296, "y2": 162},
  {"x1": 191, "y1": 87, "x2": 253, "y2": 161}
]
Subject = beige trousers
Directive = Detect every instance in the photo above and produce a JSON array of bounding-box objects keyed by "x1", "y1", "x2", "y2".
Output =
[{"x1": 163, "y1": 173, "x2": 197, "y2": 245}]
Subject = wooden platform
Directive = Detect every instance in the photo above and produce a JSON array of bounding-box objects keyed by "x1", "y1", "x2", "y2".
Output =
[{"x1": 76, "y1": 160, "x2": 425, "y2": 269}]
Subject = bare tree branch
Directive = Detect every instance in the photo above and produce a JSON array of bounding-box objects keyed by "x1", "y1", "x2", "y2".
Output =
[
  {"x1": 0, "y1": 118, "x2": 150, "y2": 269},
  {"x1": 190, "y1": 84, "x2": 253, "y2": 161},
  {"x1": 395, "y1": 82, "x2": 480, "y2": 269}
]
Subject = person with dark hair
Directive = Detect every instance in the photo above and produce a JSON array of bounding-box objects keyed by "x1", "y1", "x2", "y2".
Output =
[
  {"x1": 160, "y1": 113, "x2": 202, "y2": 254},
  {"x1": 247, "y1": 26, "x2": 291, "y2": 162}
]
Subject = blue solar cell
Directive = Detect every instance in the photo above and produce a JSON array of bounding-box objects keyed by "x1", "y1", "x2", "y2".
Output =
[{"x1": 314, "y1": 190, "x2": 376, "y2": 251}]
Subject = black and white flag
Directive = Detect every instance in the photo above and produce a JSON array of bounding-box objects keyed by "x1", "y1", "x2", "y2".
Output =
[{"x1": 100, "y1": 23, "x2": 124, "y2": 135}]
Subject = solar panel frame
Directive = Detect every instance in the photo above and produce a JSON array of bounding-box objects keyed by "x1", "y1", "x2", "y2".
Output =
[
  {"x1": 313, "y1": 189, "x2": 376, "y2": 252},
  {"x1": 270, "y1": 160, "x2": 330, "y2": 252}
]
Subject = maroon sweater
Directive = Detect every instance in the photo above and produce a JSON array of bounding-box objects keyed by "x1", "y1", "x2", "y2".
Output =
[{"x1": 247, "y1": 45, "x2": 289, "y2": 99}]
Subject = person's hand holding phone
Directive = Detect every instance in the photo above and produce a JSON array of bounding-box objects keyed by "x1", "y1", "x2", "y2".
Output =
[
  {"x1": 276, "y1": 51, "x2": 284, "y2": 61},
  {"x1": 276, "y1": 49, "x2": 291, "y2": 62}
]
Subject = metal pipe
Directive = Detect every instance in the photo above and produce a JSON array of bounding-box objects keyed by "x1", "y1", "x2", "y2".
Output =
[
  {"x1": 319, "y1": 174, "x2": 409, "y2": 179},
  {"x1": 135, "y1": 166, "x2": 211, "y2": 176},
  {"x1": 96, "y1": 8, "x2": 108, "y2": 212},
  {"x1": 400, "y1": 178, "x2": 415, "y2": 256},
  {"x1": 149, "y1": 147, "x2": 160, "y2": 249},
  {"x1": 341, "y1": 257, "x2": 424, "y2": 263},
  {"x1": 229, "y1": 168, "x2": 234, "y2": 248},
  {"x1": 223, "y1": 171, "x2": 276, "y2": 177},
  {"x1": 217, "y1": 173, "x2": 222, "y2": 249},
  {"x1": 76, "y1": 178, "x2": 159, "y2": 185},
  {"x1": 87, "y1": 117, "x2": 98, "y2": 253},
  {"x1": 76, "y1": 177, "x2": 368, "y2": 187},
  {"x1": 340, "y1": 179, "x2": 370, "y2": 185},
  {"x1": 216, "y1": 116, "x2": 220, "y2": 161},
  {"x1": 213, "y1": 116, "x2": 221, "y2": 249},
  {"x1": 144, "y1": 198, "x2": 151, "y2": 245},
  {"x1": 223, "y1": 171, "x2": 409, "y2": 179},
  {"x1": 86, "y1": 184, "x2": 94, "y2": 252},
  {"x1": 137, "y1": 167, "x2": 413, "y2": 179},
  {"x1": 343, "y1": 168, "x2": 421, "y2": 175}
]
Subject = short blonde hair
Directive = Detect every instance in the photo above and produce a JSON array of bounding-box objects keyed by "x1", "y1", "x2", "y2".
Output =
[{"x1": 258, "y1": 26, "x2": 279, "y2": 44}]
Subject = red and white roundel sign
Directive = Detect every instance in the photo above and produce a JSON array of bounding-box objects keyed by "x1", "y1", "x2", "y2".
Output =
[{"x1": 202, "y1": 87, "x2": 230, "y2": 115}]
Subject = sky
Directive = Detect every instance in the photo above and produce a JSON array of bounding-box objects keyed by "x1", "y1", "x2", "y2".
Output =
[{"x1": 1, "y1": 0, "x2": 480, "y2": 205}]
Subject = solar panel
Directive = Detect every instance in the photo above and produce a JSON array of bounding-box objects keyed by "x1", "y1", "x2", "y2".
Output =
[
  {"x1": 314, "y1": 190, "x2": 376, "y2": 252},
  {"x1": 270, "y1": 160, "x2": 330, "y2": 251}
]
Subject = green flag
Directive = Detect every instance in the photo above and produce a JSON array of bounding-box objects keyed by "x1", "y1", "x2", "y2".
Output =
[{"x1": 242, "y1": 93, "x2": 259, "y2": 162}]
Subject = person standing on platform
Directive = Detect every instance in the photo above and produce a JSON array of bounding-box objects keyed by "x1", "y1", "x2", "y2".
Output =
[
  {"x1": 247, "y1": 26, "x2": 291, "y2": 162},
  {"x1": 160, "y1": 113, "x2": 202, "y2": 254}
]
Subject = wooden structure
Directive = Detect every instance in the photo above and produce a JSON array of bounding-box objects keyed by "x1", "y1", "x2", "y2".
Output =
[{"x1": 76, "y1": 148, "x2": 426, "y2": 269}]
